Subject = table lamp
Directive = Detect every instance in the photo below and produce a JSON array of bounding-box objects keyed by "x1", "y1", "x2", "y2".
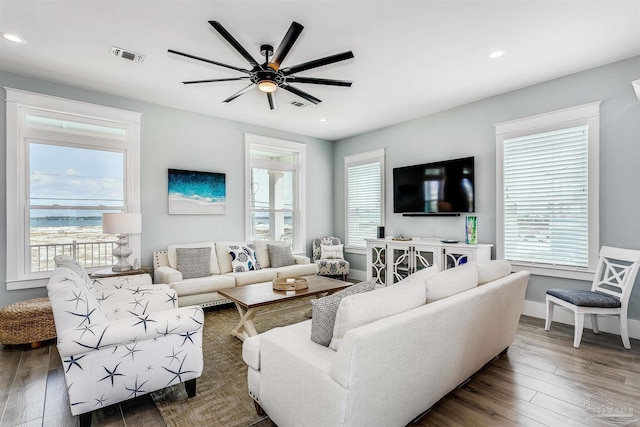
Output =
[{"x1": 102, "y1": 212, "x2": 142, "y2": 271}]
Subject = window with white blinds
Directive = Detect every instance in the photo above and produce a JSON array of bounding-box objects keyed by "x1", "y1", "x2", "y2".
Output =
[
  {"x1": 344, "y1": 149, "x2": 385, "y2": 250},
  {"x1": 503, "y1": 125, "x2": 588, "y2": 267},
  {"x1": 495, "y1": 102, "x2": 600, "y2": 280}
]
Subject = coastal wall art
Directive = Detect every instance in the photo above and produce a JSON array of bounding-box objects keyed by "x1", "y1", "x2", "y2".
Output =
[{"x1": 168, "y1": 169, "x2": 226, "y2": 215}]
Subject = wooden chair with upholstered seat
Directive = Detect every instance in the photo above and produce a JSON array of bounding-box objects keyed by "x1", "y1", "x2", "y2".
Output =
[{"x1": 545, "y1": 245, "x2": 640, "y2": 349}]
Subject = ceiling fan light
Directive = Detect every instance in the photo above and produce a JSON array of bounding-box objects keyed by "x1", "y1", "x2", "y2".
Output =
[{"x1": 258, "y1": 80, "x2": 277, "y2": 93}]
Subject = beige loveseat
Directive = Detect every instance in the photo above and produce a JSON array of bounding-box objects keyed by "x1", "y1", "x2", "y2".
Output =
[
  {"x1": 153, "y1": 240, "x2": 319, "y2": 307},
  {"x1": 243, "y1": 260, "x2": 529, "y2": 426}
]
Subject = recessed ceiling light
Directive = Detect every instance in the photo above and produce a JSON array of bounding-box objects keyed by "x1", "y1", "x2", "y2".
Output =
[
  {"x1": 489, "y1": 50, "x2": 504, "y2": 59},
  {"x1": 319, "y1": 118, "x2": 328, "y2": 122},
  {"x1": 1, "y1": 32, "x2": 27, "y2": 44}
]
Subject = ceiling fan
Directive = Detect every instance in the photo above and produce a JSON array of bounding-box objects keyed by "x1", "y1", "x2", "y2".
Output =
[{"x1": 169, "y1": 21, "x2": 354, "y2": 110}]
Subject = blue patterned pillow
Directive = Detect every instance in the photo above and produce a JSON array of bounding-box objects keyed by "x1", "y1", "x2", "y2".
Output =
[{"x1": 228, "y1": 244, "x2": 260, "y2": 272}]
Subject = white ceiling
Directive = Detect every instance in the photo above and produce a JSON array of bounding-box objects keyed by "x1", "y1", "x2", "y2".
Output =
[{"x1": 1, "y1": 1, "x2": 640, "y2": 141}]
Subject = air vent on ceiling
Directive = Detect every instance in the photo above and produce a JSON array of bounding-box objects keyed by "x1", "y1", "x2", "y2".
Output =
[
  {"x1": 288, "y1": 100, "x2": 310, "y2": 109},
  {"x1": 111, "y1": 46, "x2": 145, "y2": 63}
]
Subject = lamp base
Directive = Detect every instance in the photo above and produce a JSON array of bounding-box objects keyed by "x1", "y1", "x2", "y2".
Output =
[{"x1": 112, "y1": 234, "x2": 133, "y2": 272}]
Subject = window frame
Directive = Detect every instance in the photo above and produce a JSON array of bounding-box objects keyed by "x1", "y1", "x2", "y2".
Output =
[
  {"x1": 5, "y1": 88, "x2": 141, "y2": 290},
  {"x1": 244, "y1": 134, "x2": 306, "y2": 254},
  {"x1": 495, "y1": 102, "x2": 600, "y2": 280},
  {"x1": 344, "y1": 148, "x2": 385, "y2": 254}
]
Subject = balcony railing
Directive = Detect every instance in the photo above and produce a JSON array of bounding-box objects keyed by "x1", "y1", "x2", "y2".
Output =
[{"x1": 30, "y1": 240, "x2": 117, "y2": 272}]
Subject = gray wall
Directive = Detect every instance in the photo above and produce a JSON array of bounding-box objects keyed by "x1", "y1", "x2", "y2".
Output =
[
  {"x1": 0, "y1": 71, "x2": 335, "y2": 307},
  {"x1": 333, "y1": 55, "x2": 640, "y2": 320}
]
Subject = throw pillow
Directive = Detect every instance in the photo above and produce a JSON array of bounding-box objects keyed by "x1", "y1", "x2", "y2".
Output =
[
  {"x1": 176, "y1": 247, "x2": 211, "y2": 279},
  {"x1": 424, "y1": 264, "x2": 478, "y2": 303},
  {"x1": 320, "y1": 244, "x2": 344, "y2": 260},
  {"x1": 54, "y1": 254, "x2": 91, "y2": 285},
  {"x1": 310, "y1": 279, "x2": 376, "y2": 347},
  {"x1": 474, "y1": 260, "x2": 512, "y2": 285},
  {"x1": 228, "y1": 244, "x2": 260, "y2": 272},
  {"x1": 267, "y1": 244, "x2": 295, "y2": 268}
]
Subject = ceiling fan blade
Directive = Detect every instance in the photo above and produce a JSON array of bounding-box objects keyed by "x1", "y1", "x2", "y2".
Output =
[
  {"x1": 281, "y1": 51, "x2": 354, "y2": 75},
  {"x1": 209, "y1": 21, "x2": 261, "y2": 69},
  {"x1": 286, "y1": 76, "x2": 352, "y2": 87},
  {"x1": 183, "y1": 77, "x2": 250, "y2": 85},
  {"x1": 282, "y1": 84, "x2": 321, "y2": 104},
  {"x1": 168, "y1": 49, "x2": 251, "y2": 74},
  {"x1": 269, "y1": 22, "x2": 304, "y2": 70},
  {"x1": 223, "y1": 83, "x2": 256, "y2": 103},
  {"x1": 267, "y1": 92, "x2": 277, "y2": 110}
]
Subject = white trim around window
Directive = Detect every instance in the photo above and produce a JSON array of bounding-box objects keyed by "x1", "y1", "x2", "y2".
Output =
[
  {"x1": 495, "y1": 102, "x2": 600, "y2": 281},
  {"x1": 5, "y1": 88, "x2": 142, "y2": 290}
]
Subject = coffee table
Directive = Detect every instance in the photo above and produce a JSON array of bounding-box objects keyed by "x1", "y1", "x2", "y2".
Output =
[{"x1": 218, "y1": 275, "x2": 351, "y2": 341}]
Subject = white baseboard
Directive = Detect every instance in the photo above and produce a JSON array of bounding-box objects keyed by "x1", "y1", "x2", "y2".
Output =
[
  {"x1": 351, "y1": 268, "x2": 640, "y2": 341},
  {"x1": 522, "y1": 300, "x2": 640, "y2": 341}
]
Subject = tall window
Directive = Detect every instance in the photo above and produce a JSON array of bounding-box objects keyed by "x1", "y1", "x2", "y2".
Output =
[
  {"x1": 6, "y1": 88, "x2": 141, "y2": 289},
  {"x1": 344, "y1": 149, "x2": 385, "y2": 251},
  {"x1": 245, "y1": 134, "x2": 306, "y2": 253},
  {"x1": 495, "y1": 102, "x2": 600, "y2": 280}
]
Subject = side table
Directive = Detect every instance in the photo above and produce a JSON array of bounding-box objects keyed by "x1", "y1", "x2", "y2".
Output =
[{"x1": 90, "y1": 266, "x2": 151, "y2": 278}]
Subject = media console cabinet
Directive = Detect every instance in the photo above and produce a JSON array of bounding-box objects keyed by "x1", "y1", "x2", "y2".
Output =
[{"x1": 366, "y1": 238, "x2": 493, "y2": 286}]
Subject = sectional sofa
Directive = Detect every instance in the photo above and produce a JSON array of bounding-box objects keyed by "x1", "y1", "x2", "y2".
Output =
[
  {"x1": 153, "y1": 240, "x2": 319, "y2": 307},
  {"x1": 243, "y1": 260, "x2": 529, "y2": 426}
]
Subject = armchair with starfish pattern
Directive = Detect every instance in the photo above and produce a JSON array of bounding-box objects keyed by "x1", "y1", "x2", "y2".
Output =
[{"x1": 47, "y1": 263, "x2": 204, "y2": 427}]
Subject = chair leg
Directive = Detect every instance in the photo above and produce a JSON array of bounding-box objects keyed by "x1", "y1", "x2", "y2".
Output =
[
  {"x1": 79, "y1": 412, "x2": 92, "y2": 427},
  {"x1": 573, "y1": 313, "x2": 585, "y2": 348},
  {"x1": 620, "y1": 312, "x2": 631, "y2": 350},
  {"x1": 591, "y1": 314, "x2": 600, "y2": 334},
  {"x1": 544, "y1": 299, "x2": 554, "y2": 331},
  {"x1": 254, "y1": 400, "x2": 265, "y2": 416},
  {"x1": 185, "y1": 378, "x2": 197, "y2": 397}
]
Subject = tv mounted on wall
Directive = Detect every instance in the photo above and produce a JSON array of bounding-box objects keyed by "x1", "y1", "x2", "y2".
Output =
[{"x1": 393, "y1": 156, "x2": 475, "y2": 215}]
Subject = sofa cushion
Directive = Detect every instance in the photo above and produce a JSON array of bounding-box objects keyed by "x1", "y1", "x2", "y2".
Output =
[
  {"x1": 228, "y1": 244, "x2": 261, "y2": 272},
  {"x1": 320, "y1": 244, "x2": 344, "y2": 260},
  {"x1": 268, "y1": 244, "x2": 296, "y2": 268},
  {"x1": 176, "y1": 247, "x2": 211, "y2": 279},
  {"x1": 474, "y1": 260, "x2": 512, "y2": 285},
  {"x1": 275, "y1": 263, "x2": 320, "y2": 278},
  {"x1": 225, "y1": 269, "x2": 277, "y2": 286},
  {"x1": 254, "y1": 240, "x2": 288, "y2": 268},
  {"x1": 169, "y1": 274, "x2": 236, "y2": 297},
  {"x1": 329, "y1": 279, "x2": 427, "y2": 350},
  {"x1": 398, "y1": 266, "x2": 439, "y2": 287},
  {"x1": 168, "y1": 242, "x2": 220, "y2": 275},
  {"x1": 425, "y1": 264, "x2": 478, "y2": 303},
  {"x1": 310, "y1": 279, "x2": 376, "y2": 347}
]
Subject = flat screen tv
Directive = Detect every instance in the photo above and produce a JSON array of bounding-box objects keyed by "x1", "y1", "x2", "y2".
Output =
[{"x1": 393, "y1": 156, "x2": 475, "y2": 214}]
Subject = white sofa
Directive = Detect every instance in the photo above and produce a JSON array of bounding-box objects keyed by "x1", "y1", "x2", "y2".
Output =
[
  {"x1": 242, "y1": 261, "x2": 529, "y2": 427},
  {"x1": 153, "y1": 240, "x2": 319, "y2": 307}
]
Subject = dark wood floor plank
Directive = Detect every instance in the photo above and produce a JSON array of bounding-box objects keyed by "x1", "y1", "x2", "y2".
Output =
[
  {"x1": 43, "y1": 367, "x2": 78, "y2": 427},
  {"x1": 1, "y1": 346, "x2": 50, "y2": 426},
  {"x1": 0, "y1": 346, "x2": 23, "y2": 418}
]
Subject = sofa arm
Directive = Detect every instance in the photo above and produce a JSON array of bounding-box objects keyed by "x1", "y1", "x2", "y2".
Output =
[
  {"x1": 155, "y1": 265, "x2": 183, "y2": 284},
  {"x1": 91, "y1": 274, "x2": 152, "y2": 290},
  {"x1": 100, "y1": 289, "x2": 179, "y2": 321},
  {"x1": 57, "y1": 305, "x2": 204, "y2": 357},
  {"x1": 294, "y1": 255, "x2": 311, "y2": 265}
]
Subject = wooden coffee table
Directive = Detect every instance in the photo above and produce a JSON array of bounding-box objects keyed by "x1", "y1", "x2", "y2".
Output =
[{"x1": 218, "y1": 275, "x2": 351, "y2": 341}]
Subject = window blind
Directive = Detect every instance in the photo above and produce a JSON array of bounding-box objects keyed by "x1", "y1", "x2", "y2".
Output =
[
  {"x1": 503, "y1": 125, "x2": 589, "y2": 268},
  {"x1": 346, "y1": 161, "x2": 382, "y2": 248}
]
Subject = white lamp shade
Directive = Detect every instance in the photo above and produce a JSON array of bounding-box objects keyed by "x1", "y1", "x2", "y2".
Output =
[{"x1": 102, "y1": 213, "x2": 142, "y2": 235}]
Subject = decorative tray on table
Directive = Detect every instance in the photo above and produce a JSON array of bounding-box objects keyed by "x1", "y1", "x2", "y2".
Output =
[{"x1": 273, "y1": 276, "x2": 309, "y2": 291}]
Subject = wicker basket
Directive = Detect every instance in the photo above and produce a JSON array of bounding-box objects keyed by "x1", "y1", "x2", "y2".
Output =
[
  {"x1": 0, "y1": 297, "x2": 56, "y2": 346},
  {"x1": 273, "y1": 277, "x2": 309, "y2": 291}
]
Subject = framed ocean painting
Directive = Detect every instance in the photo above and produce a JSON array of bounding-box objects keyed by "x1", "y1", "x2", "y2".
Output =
[{"x1": 168, "y1": 169, "x2": 226, "y2": 214}]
